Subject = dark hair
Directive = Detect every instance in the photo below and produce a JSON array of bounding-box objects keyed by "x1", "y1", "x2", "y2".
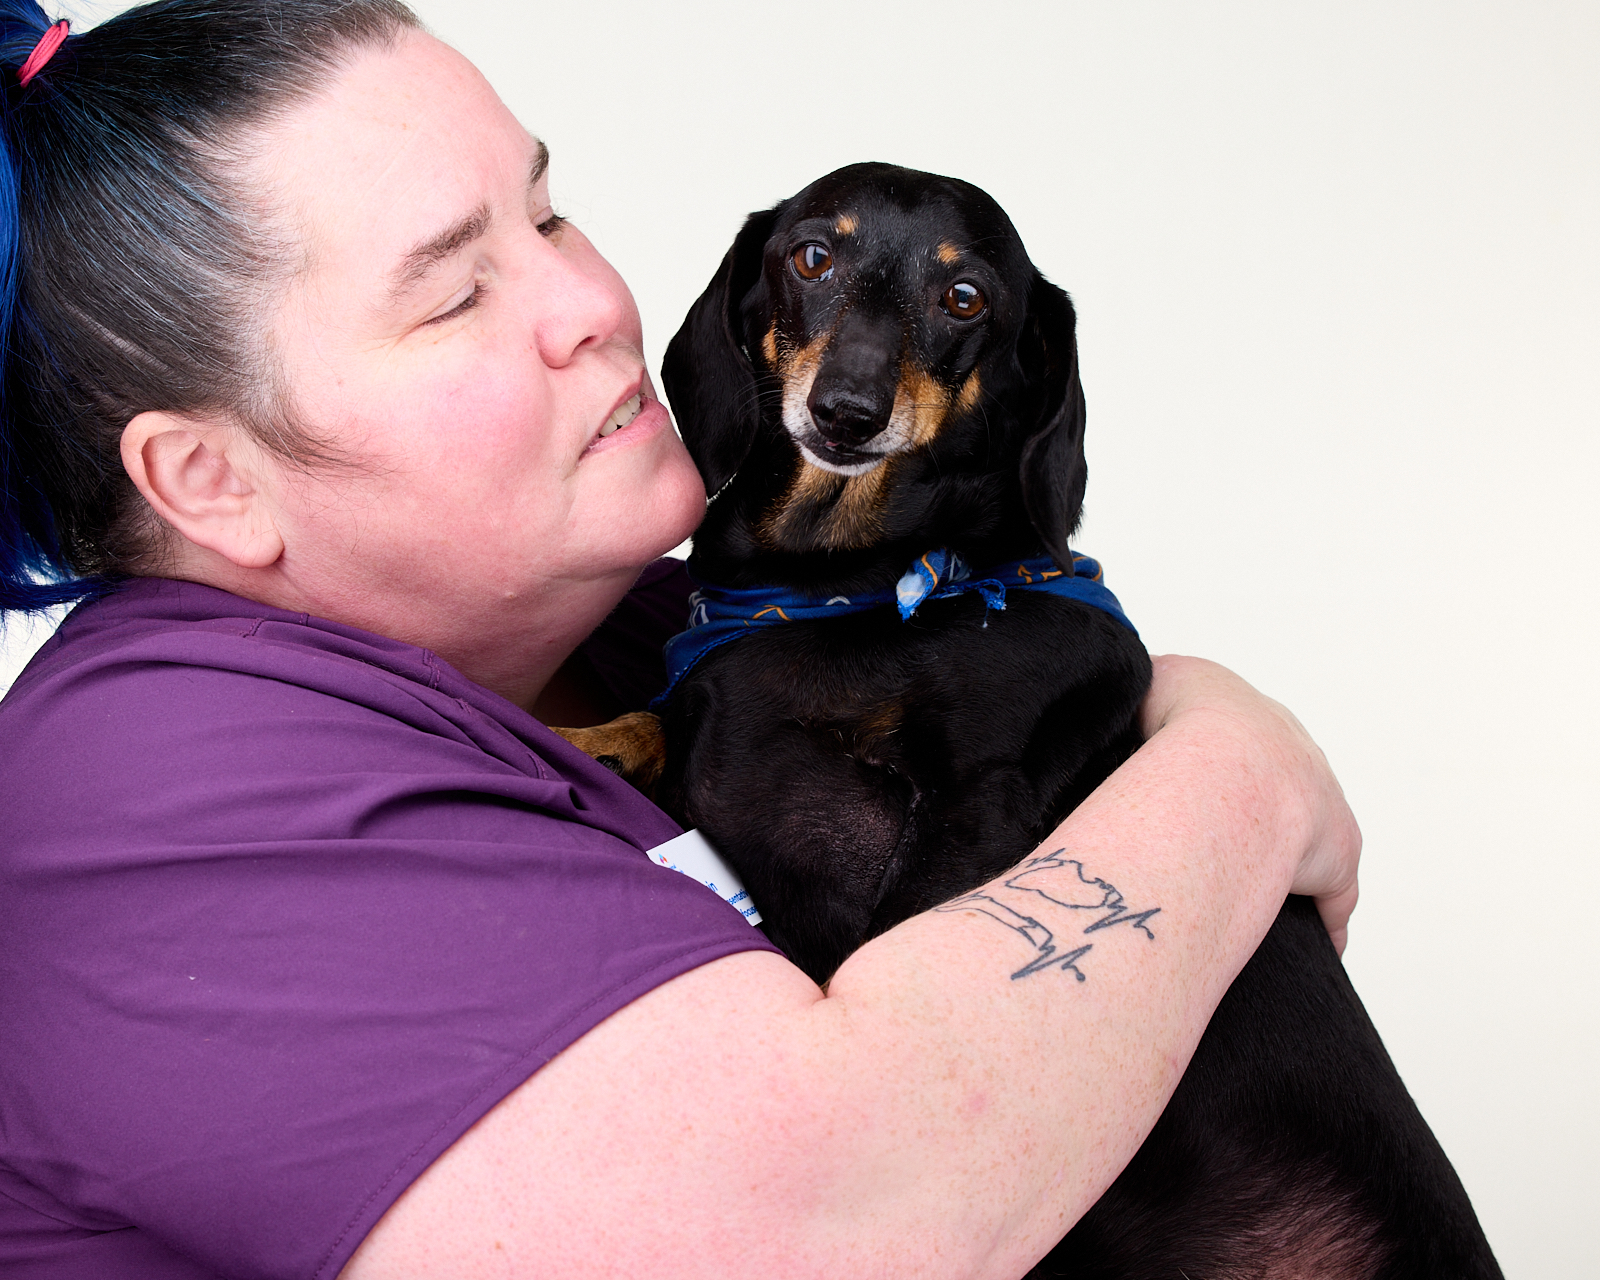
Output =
[{"x1": 0, "y1": 0, "x2": 419, "y2": 612}]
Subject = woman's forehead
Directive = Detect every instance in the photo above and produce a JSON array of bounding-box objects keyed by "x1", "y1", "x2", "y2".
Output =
[{"x1": 254, "y1": 31, "x2": 543, "y2": 286}]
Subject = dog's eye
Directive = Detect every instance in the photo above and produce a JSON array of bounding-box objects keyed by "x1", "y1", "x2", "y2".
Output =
[
  {"x1": 791, "y1": 243, "x2": 834, "y2": 281},
  {"x1": 943, "y1": 282, "x2": 988, "y2": 320}
]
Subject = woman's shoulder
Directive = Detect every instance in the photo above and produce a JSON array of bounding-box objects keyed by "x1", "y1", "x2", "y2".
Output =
[
  {"x1": 4, "y1": 576, "x2": 494, "y2": 776},
  {"x1": 11, "y1": 575, "x2": 443, "y2": 694},
  {"x1": 0, "y1": 575, "x2": 684, "y2": 856}
]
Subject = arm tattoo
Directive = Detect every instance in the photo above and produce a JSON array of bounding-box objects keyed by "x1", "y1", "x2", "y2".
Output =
[{"x1": 934, "y1": 849, "x2": 1160, "y2": 982}]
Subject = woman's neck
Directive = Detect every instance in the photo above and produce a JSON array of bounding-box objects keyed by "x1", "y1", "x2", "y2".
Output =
[{"x1": 149, "y1": 539, "x2": 641, "y2": 713}]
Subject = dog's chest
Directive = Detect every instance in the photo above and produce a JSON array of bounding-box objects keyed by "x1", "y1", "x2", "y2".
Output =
[
  {"x1": 697, "y1": 592, "x2": 1112, "y2": 762},
  {"x1": 656, "y1": 588, "x2": 1150, "y2": 980}
]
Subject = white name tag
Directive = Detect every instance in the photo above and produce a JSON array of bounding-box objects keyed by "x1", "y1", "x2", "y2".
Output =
[{"x1": 645, "y1": 829, "x2": 762, "y2": 926}]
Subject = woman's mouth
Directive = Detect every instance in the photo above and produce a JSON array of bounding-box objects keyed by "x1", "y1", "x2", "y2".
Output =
[{"x1": 598, "y1": 392, "x2": 644, "y2": 439}]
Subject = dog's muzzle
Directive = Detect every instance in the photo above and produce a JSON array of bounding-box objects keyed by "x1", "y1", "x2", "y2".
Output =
[
  {"x1": 808, "y1": 377, "x2": 894, "y2": 450},
  {"x1": 783, "y1": 329, "x2": 914, "y2": 474}
]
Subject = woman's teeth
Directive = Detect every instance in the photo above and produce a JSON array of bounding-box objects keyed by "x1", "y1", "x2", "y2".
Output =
[{"x1": 598, "y1": 393, "x2": 643, "y2": 438}]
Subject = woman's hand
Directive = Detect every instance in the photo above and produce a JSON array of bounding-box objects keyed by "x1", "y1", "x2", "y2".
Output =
[{"x1": 1140, "y1": 654, "x2": 1363, "y2": 954}]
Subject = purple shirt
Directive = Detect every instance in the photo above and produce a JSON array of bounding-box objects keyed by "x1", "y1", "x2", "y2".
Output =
[{"x1": 0, "y1": 573, "x2": 777, "y2": 1278}]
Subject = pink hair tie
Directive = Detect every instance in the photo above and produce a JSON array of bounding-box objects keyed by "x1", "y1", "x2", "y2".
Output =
[{"x1": 17, "y1": 19, "x2": 69, "y2": 88}]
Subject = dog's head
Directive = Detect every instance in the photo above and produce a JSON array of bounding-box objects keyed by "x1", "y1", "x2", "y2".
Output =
[{"x1": 663, "y1": 162, "x2": 1087, "y2": 576}]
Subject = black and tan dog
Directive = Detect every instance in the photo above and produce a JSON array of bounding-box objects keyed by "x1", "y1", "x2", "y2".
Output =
[{"x1": 566, "y1": 163, "x2": 1501, "y2": 1278}]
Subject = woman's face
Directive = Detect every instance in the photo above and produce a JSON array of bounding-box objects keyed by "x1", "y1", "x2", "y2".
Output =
[{"x1": 248, "y1": 31, "x2": 705, "y2": 674}]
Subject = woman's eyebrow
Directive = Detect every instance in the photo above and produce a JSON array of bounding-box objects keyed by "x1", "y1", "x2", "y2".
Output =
[
  {"x1": 529, "y1": 137, "x2": 549, "y2": 192},
  {"x1": 388, "y1": 203, "x2": 492, "y2": 303},
  {"x1": 383, "y1": 140, "x2": 550, "y2": 307}
]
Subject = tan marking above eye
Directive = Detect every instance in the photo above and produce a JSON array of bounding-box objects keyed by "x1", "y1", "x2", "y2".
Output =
[
  {"x1": 835, "y1": 214, "x2": 858, "y2": 236},
  {"x1": 936, "y1": 242, "x2": 960, "y2": 264}
]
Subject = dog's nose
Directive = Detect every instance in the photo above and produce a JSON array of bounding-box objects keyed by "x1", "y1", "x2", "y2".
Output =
[{"x1": 808, "y1": 378, "x2": 895, "y2": 448}]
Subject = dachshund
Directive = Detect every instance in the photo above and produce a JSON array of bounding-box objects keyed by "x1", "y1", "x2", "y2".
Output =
[{"x1": 564, "y1": 163, "x2": 1503, "y2": 1279}]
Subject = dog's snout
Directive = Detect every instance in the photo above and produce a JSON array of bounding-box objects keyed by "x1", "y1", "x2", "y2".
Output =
[
  {"x1": 808, "y1": 378, "x2": 894, "y2": 447},
  {"x1": 807, "y1": 326, "x2": 900, "y2": 448}
]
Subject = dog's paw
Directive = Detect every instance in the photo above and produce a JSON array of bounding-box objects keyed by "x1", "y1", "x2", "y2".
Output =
[{"x1": 549, "y1": 711, "x2": 666, "y2": 797}]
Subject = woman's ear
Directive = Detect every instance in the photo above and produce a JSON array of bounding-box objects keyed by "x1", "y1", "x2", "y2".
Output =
[
  {"x1": 1016, "y1": 274, "x2": 1088, "y2": 574},
  {"x1": 660, "y1": 206, "x2": 780, "y2": 494},
  {"x1": 120, "y1": 412, "x2": 285, "y2": 570}
]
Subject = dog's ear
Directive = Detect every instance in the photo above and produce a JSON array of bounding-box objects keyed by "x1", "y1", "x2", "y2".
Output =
[
  {"x1": 1016, "y1": 274, "x2": 1088, "y2": 574},
  {"x1": 661, "y1": 208, "x2": 779, "y2": 494}
]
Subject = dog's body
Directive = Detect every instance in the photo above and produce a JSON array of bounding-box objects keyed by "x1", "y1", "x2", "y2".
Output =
[{"x1": 634, "y1": 163, "x2": 1499, "y2": 1277}]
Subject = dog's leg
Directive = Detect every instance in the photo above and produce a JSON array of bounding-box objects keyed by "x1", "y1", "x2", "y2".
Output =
[{"x1": 550, "y1": 711, "x2": 666, "y2": 797}]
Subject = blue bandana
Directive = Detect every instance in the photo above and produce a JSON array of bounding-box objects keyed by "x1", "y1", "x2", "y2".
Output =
[{"x1": 654, "y1": 550, "x2": 1137, "y2": 706}]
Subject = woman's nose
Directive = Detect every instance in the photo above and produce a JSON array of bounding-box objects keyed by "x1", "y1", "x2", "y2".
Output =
[{"x1": 531, "y1": 241, "x2": 627, "y2": 368}]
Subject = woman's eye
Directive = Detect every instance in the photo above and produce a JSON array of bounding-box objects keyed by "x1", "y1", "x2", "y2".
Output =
[
  {"x1": 791, "y1": 243, "x2": 833, "y2": 281},
  {"x1": 942, "y1": 282, "x2": 987, "y2": 320},
  {"x1": 537, "y1": 213, "x2": 567, "y2": 238},
  {"x1": 425, "y1": 284, "x2": 483, "y2": 326}
]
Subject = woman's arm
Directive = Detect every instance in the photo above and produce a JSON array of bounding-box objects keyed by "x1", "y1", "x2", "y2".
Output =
[{"x1": 341, "y1": 656, "x2": 1360, "y2": 1280}]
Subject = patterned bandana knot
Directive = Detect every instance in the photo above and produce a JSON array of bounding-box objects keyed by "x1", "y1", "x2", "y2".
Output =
[{"x1": 894, "y1": 549, "x2": 1005, "y2": 619}]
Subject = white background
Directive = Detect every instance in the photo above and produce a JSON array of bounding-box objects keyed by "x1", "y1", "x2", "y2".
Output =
[{"x1": 5, "y1": 2, "x2": 1595, "y2": 1274}]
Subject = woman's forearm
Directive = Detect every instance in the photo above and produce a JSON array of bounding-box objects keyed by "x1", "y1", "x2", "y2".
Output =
[{"x1": 813, "y1": 656, "x2": 1357, "y2": 1275}]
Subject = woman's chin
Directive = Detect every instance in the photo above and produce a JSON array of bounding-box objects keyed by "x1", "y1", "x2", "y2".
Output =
[
  {"x1": 643, "y1": 436, "x2": 710, "y2": 551},
  {"x1": 586, "y1": 447, "x2": 706, "y2": 574}
]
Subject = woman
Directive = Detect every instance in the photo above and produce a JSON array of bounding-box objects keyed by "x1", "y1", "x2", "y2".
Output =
[{"x1": 0, "y1": 2, "x2": 1359, "y2": 1277}]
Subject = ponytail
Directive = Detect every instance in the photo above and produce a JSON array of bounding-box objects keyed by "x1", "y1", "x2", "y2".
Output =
[
  {"x1": 0, "y1": 0, "x2": 420, "y2": 614},
  {"x1": 0, "y1": 2, "x2": 78, "y2": 609}
]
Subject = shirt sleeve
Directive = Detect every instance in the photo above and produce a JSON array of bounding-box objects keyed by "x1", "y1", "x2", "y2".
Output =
[{"x1": 0, "y1": 600, "x2": 775, "y2": 1280}]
